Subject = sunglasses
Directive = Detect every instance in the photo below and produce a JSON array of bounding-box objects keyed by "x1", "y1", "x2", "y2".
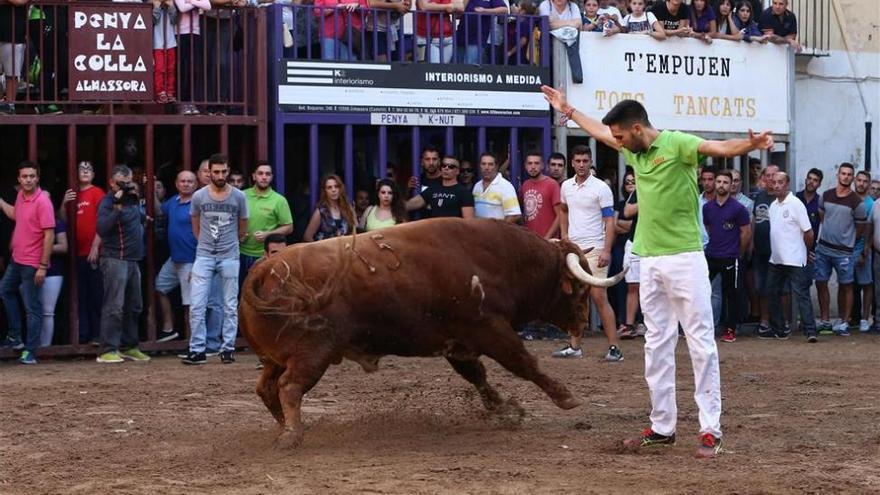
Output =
[
  {"x1": 460, "y1": 168, "x2": 474, "y2": 173},
  {"x1": 624, "y1": 179, "x2": 635, "y2": 185},
  {"x1": 441, "y1": 163, "x2": 459, "y2": 169}
]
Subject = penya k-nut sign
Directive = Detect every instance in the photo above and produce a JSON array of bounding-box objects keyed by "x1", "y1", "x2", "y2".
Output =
[{"x1": 69, "y1": 5, "x2": 153, "y2": 101}]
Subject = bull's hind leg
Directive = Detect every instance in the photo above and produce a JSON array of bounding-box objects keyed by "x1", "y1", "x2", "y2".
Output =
[
  {"x1": 275, "y1": 351, "x2": 333, "y2": 449},
  {"x1": 446, "y1": 357, "x2": 506, "y2": 411},
  {"x1": 479, "y1": 320, "x2": 583, "y2": 410},
  {"x1": 256, "y1": 361, "x2": 285, "y2": 425}
]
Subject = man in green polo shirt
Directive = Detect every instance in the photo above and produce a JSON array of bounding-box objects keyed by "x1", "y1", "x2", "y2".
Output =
[
  {"x1": 542, "y1": 86, "x2": 774, "y2": 459},
  {"x1": 240, "y1": 161, "x2": 293, "y2": 280}
]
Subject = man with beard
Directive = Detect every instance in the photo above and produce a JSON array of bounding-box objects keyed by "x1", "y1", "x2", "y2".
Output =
[
  {"x1": 796, "y1": 168, "x2": 823, "y2": 248},
  {"x1": 240, "y1": 161, "x2": 292, "y2": 278},
  {"x1": 751, "y1": 165, "x2": 780, "y2": 335},
  {"x1": 542, "y1": 86, "x2": 774, "y2": 458},
  {"x1": 183, "y1": 154, "x2": 249, "y2": 365},
  {"x1": 703, "y1": 170, "x2": 751, "y2": 343},
  {"x1": 405, "y1": 156, "x2": 475, "y2": 218},
  {"x1": 520, "y1": 152, "x2": 561, "y2": 239},
  {"x1": 814, "y1": 163, "x2": 867, "y2": 336}
]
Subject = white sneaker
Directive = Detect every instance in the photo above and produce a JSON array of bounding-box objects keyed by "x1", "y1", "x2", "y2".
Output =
[
  {"x1": 551, "y1": 345, "x2": 583, "y2": 358},
  {"x1": 859, "y1": 319, "x2": 870, "y2": 332},
  {"x1": 832, "y1": 321, "x2": 850, "y2": 333}
]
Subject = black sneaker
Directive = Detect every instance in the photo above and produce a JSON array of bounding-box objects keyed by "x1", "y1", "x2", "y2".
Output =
[
  {"x1": 775, "y1": 328, "x2": 791, "y2": 340},
  {"x1": 156, "y1": 329, "x2": 179, "y2": 343},
  {"x1": 622, "y1": 427, "x2": 676, "y2": 449},
  {"x1": 181, "y1": 351, "x2": 206, "y2": 365},
  {"x1": 756, "y1": 325, "x2": 776, "y2": 340},
  {"x1": 220, "y1": 351, "x2": 235, "y2": 364},
  {"x1": 806, "y1": 331, "x2": 818, "y2": 343}
]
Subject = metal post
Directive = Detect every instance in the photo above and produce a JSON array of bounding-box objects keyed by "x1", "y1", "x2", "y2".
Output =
[
  {"x1": 309, "y1": 124, "x2": 319, "y2": 208},
  {"x1": 445, "y1": 126, "x2": 454, "y2": 157},
  {"x1": 477, "y1": 127, "x2": 486, "y2": 154},
  {"x1": 66, "y1": 124, "x2": 79, "y2": 346},
  {"x1": 274, "y1": 120, "x2": 286, "y2": 194},
  {"x1": 411, "y1": 126, "x2": 421, "y2": 194},
  {"x1": 542, "y1": 125, "x2": 552, "y2": 163},
  {"x1": 510, "y1": 127, "x2": 520, "y2": 189},
  {"x1": 144, "y1": 124, "x2": 157, "y2": 342},
  {"x1": 344, "y1": 124, "x2": 354, "y2": 199},
  {"x1": 378, "y1": 126, "x2": 388, "y2": 182}
]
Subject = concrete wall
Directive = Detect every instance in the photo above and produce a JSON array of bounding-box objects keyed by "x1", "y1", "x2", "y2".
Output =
[{"x1": 792, "y1": 0, "x2": 879, "y2": 189}]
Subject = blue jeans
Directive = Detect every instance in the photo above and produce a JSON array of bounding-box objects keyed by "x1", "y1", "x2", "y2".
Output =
[
  {"x1": 206, "y1": 272, "x2": 223, "y2": 352},
  {"x1": 99, "y1": 258, "x2": 143, "y2": 353},
  {"x1": 190, "y1": 256, "x2": 239, "y2": 353},
  {"x1": 239, "y1": 254, "x2": 260, "y2": 288},
  {"x1": 321, "y1": 38, "x2": 354, "y2": 61},
  {"x1": 457, "y1": 44, "x2": 481, "y2": 64},
  {"x1": 77, "y1": 256, "x2": 103, "y2": 344},
  {"x1": 767, "y1": 262, "x2": 816, "y2": 334},
  {"x1": 0, "y1": 262, "x2": 43, "y2": 352}
]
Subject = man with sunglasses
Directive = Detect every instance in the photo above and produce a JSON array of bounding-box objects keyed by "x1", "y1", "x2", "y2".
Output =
[
  {"x1": 458, "y1": 160, "x2": 476, "y2": 188},
  {"x1": 405, "y1": 156, "x2": 475, "y2": 218}
]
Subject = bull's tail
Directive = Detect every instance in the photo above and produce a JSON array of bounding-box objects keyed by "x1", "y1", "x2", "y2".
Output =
[{"x1": 240, "y1": 237, "x2": 353, "y2": 339}]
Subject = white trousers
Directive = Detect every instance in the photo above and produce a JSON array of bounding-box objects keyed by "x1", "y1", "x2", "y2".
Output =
[{"x1": 640, "y1": 251, "x2": 722, "y2": 437}]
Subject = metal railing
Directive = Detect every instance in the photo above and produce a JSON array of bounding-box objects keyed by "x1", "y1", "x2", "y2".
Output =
[
  {"x1": 791, "y1": 0, "x2": 831, "y2": 55},
  {"x1": 281, "y1": 4, "x2": 549, "y2": 66},
  {"x1": 0, "y1": 0, "x2": 267, "y2": 113}
]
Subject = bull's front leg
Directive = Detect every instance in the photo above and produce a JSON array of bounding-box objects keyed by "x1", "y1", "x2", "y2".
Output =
[{"x1": 275, "y1": 352, "x2": 333, "y2": 449}]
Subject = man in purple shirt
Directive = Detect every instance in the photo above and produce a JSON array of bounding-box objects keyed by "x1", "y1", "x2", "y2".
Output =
[
  {"x1": 454, "y1": 0, "x2": 508, "y2": 64},
  {"x1": 703, "y1": 170, "x2": 751, "y2": 343}
]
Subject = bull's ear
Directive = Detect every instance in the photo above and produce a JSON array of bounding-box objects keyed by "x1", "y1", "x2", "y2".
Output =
[{"x1": 560, "y1": 279, "x2": 573, "y2": 295}]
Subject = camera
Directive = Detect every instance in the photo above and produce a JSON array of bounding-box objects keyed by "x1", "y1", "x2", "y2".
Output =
[{"x1": 116, "y1": 181, "x2": 139, "y2": 205}]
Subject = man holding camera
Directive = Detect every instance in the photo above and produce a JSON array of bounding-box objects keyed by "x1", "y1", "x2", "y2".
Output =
[{"x1": 95, "y1": 165, "x2": 151, "y2": 363}]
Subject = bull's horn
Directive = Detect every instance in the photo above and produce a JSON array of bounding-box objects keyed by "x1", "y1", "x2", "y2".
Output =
[{"x1": 565, "y1": 253, "x2": 628, "y2": 288}]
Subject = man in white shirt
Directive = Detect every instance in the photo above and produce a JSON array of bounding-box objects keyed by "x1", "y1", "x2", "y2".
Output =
[
  {"x1": 472, "y1": 152, "x2": 521, "y2": 222},
  {"x1": 555, "y1": 145, "x2": 623, "y2": 362},
  {"x1": 766, "y1": 172, "x2": 817, "y2": 342}
]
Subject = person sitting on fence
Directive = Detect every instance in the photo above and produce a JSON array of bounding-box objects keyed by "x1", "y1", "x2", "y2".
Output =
[
  {"x1": 732, "y1": 0, "x2": 766, "y2": 43},
  {"x1": 303, "y1": 174, "x2": 357, "y2": 241},
  {"x1": 153, "y1": 0, "x2": 179, "y2": 104}
]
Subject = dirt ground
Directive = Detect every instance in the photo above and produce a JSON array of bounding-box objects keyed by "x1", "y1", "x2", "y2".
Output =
[{"x1": 2, "y1": 332, "x2": 879, "y2": 495}]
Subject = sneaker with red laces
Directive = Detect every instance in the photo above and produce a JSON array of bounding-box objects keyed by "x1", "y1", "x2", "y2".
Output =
[
  {"x1": 720, "y1": 328, "x2": 736, "y2": 343},
  {"x1": 617, "y1": 324, "x2": 638, "y2": 340},
  {"x1": 622, "y1": 427, "x2": 676, "y2": 449},
  {"x1": 695, "y1": 433, "x2": 723, "y2": 458}
]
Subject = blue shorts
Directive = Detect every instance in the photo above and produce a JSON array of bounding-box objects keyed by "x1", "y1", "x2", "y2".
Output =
[
  {"x1": 814, "y1": 245, "x2": 855, "y2": 284},
  {"x1": 753, "y1": 253, "x2": 790, "y2": 295},
  {"x1": 854, "y1": 249, "x2": 873, "y2": 285}
]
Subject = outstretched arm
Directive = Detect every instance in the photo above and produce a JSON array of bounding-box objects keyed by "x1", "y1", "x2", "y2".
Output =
[
  {"x1": 541, "y1": 86, "x2": 619, "y2": 151},
  {"x1": 698, "y1": 129, "x2": 774, "y2": 158}
]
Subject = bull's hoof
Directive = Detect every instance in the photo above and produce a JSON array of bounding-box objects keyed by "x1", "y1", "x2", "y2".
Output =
[
  {"x1": 554, "y1": 395, "x2": 584, "y2": 410},
  {"x1": 274, "y1": 428, "x2": 304, "y2": 450}
]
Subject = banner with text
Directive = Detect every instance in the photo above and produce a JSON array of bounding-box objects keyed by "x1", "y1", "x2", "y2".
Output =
[
  {"x1": 278, "y1": 61, "x2": 551, "y2": 123},
  {"x1": 564, "y1": 35, "x2": 790, "y2": 134},
  {"x1": 69, "y1": 5, "x2": 154, "y2": 101}
]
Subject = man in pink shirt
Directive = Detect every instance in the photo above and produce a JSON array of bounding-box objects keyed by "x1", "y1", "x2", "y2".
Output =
[
  {"x1": 0, "y1": 161, "x2": 56, "y2": 365},
  {"x1": 520, "y1": 152, "x2": 561, "y2": 239}
]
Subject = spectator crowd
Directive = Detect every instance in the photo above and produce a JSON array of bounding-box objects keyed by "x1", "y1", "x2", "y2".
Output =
[{"x1": 3, "y1": 139, "x2": 874, "y2": 367}]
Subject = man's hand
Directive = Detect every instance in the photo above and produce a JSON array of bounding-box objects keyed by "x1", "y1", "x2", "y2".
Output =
[
  {"x1": 541, "y1": 86, "x2": 571, "y2": 114},
  {"x1": 408, "y1": 176, "x2": 419, "y2": 190},
  {"x1": 87, "y1": 245, "x2": 100, "y2": 264},
  {"x1": 808, "y1": 251, "x2": 816, "y2": 264},
  {"x1": 63, "y1": 189, "x2": 77, "y2": 205},
  {"x1": 253, "y1": 230, "x2": 266, "y2": 242},
  {"x1": 34, "y1": 267, "x2": 46, "y2": 287},
  {"x1": 597, "y1": 249, "x2": 611, "y2": 268},
  {"x1": 748, "y1": 129, "x2": 774, "y2": 150}
]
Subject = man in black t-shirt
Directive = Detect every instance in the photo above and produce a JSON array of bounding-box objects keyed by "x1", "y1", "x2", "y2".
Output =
[
  {"x1": 649, "y1": 0, "x2": 690, "y2": 36},
  {"x1": 759, "y1": 0, "x2": 800, "y2": 51},
  {"x1": 405, "y1": 156, "x2": 475, "y2": 218},
  {"x1": 0, "y1": 0, "x2": 28, "y2": 114}
]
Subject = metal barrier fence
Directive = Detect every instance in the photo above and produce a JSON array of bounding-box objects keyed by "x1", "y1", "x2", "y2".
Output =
[
  {"x1": 791, "y1": 0, "x2": 831, "y2": 55},
  {"x1": 0, "y1": 0, "x2": 266, "y2": 114}
]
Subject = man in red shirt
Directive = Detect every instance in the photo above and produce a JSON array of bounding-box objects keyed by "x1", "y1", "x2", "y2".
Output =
[
  {"x1": 0, "y1": 161, "x2": 56, "y2": 364},
  {"x1": 520, "y1": 152, "x2": 561, "y2": 239},
  {"x1": 61, "y1": 161, "x2": 105, "y2": 345}
]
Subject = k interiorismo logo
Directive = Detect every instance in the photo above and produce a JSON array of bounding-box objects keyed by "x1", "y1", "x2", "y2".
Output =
[{"x1": 332, "y1": 70, "x2": 375, "y2": 86}]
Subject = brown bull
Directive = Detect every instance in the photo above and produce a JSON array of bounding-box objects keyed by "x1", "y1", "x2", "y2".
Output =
[{"x1": 239, "y1": 217, "x2": 625, "y2": 448}]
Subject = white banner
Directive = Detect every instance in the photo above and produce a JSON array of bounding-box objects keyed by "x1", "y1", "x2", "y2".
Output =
[{"x1": 563, "y1": 34, "x2": 791, "y2": 135}]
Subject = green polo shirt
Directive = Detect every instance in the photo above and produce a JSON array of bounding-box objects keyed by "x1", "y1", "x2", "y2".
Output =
[
  {"x1": 240, "y1": 187, "x2": 293, "y2": 257},
  {"x1": 621, "y1": 130, "x2": 705, "y2": 257}
]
